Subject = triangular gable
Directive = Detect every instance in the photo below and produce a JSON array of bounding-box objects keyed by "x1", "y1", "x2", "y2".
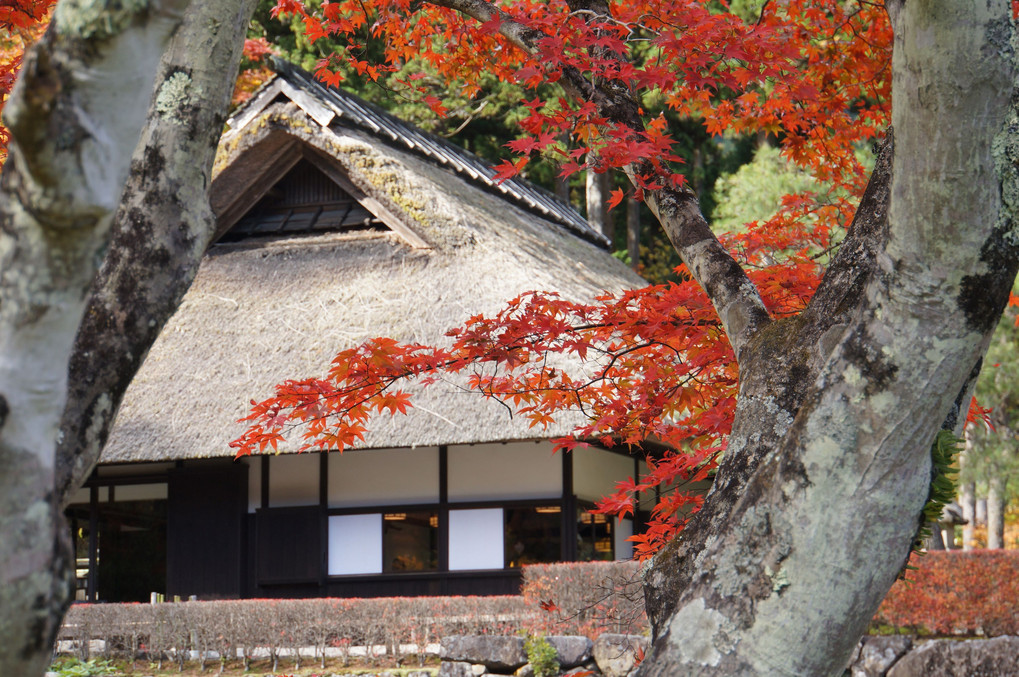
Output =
[
  {"x1": 223, "y1": 61, "x2": 609, "y2": 249},
  {"x1": 221, "y1": 157, "x2": 381, "y2": 241},
  {"x1": 212, "y1": 138, "x2": 429, "y2": 248}
]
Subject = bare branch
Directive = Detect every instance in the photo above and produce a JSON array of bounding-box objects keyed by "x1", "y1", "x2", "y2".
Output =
[{"x1": 428, "y1": 0, "x2": 544, "y2": 55}]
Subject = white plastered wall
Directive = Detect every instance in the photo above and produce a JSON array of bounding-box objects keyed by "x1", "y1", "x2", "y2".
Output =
[
  {"x1": 327, "y1": 447, "x2": 439, "y2": 508},
  {"x1": 268, "y1": 453, "x2": 320, "y2": 507},
  {"x1": 447, "y1": 441, "x2": 561, "y2": 502},
  {"x1": 573, "y1": 445, "x2": 635, "y2": 503}
]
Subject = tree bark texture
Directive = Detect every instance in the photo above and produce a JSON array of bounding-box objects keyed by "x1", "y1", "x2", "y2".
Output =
[
  {"x1": 626, "y1": 195, "x2": 640, "y2": 272},
  {"x1": 0, "y1": 0, "x2": 1016, "y2": 675},
  {"x1": 0, "y1": 1, "x2": 187, "y2": 673},
  {"x1": 987, "y1": 476, "x2": 1006, "y2": 549},
  {"x1": 635, "y1": 1, "x2": 1019, "y2": 674},
  {"x1": 55, "y1": 0, "x2": 259, "y2": 505},
  {"x1": 0, "y1": 0, "x2": 256, "y2": 673}
]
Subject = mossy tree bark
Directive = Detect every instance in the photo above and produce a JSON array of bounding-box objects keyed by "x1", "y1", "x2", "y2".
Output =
[
  {"x1": 0, "y1": 0, "x2": 255, "y2": 674},
  {"x1": 636, "y1": 1, "x2": 1019, "y2": 674},
  {"x1": 54, "y1": 0, "x2": 260, "y2": 504},
  {"x1": 0, "y1": 3, "x2": 187, "y2": 672}
]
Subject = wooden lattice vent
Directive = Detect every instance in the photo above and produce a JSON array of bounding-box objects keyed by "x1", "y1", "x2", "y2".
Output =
[{"x1": 222, "y1": 159, "x2": 383, "y2": 241}]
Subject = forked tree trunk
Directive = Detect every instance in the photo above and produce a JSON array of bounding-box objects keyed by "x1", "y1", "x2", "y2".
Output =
[
  {"x1": 0, "y1": 0, "x2": 256, "y2": 674},
  {"x1": 1, "y1": 0, "x2": 1016, "y2": 675},
  {"x1": 636, "y1": 1, "x2": 1018, "y2": 674},
  {"x1": 0, "y1": 3, "x2": 187, "y2": 673}
]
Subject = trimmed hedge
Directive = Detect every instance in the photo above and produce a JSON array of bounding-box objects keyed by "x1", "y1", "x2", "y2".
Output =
[
  {"x1": 59, "y1": 596, "x2": 534, "y2": 671},
  {"x1": 874, "y1": 551, "x2": 1019, "y2": 637},
  {"x1": 59, "y1": 552, "x2": 1019, "y2": 671},
  {"x1": 521, "y1": 561, "x2": 648, "y2": 637},
  {"x1": 522, "y1": 553, "x2": 1019, "y2": 639}
]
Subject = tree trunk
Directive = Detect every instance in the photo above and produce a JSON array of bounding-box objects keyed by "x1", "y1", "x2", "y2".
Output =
[
  {"x1": 555, "y1": 174, "x2": 571, "y2": 203},
  {"x1": 636, "y1": 1, "x2": 1018, "y2": 674},
  {"x1": 555, "y1": 137, "x2": 571, "y2": 205},
  {"x1": 55, "y1": 0, "x2": 260, "y2": 504},
  {"x1": 586, "y1": 164, "x2": 611, "y2": 241},
  {"x1": 0, "y1": 3, "x2": 187, "y2": 673},
  {"x1": 944, "y1": 524, "x2": 958, "y2": 550},
  {"x1": 0, "y1": 0, "x2": 256, "y2": 673},
  {"x1": 987, "y1": 476, "x2": 1006, "y2": 549},
  {"x1": 627, "y1": 195, "x2": 640, "y2": 272},
  {"x1": 960, "y1": 487, "x2": 976, "y2": 550},
  {"x1": 959, "y1": 431, "x2": 976, "y2": 550}
]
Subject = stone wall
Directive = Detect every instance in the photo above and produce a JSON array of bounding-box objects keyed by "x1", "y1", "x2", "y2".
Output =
[
  {"x1": 848, "y1": 635, "x2": 1019, "y2": 676},
  {"x1": 439, "y1": 634, "x2": 647, "y2": 677},
  {"x1": 440, "y1": 635, "x2": 1019, "y2": 677}
]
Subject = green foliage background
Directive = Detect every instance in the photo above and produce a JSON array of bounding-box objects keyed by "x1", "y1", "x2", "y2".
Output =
[
  {"x1": 966, "y1": 302, "x2": 1019, "y2": 501},
  {"x1": 710, "y1": 144, "x2": 818, "y2": 235}
]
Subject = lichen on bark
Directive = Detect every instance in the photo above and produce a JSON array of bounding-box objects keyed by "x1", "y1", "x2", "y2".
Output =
[{"x1": 55, "y1": 0, "x2": 156, "y2": 40}]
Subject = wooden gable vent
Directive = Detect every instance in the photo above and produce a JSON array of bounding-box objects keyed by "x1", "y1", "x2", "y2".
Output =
[{"x1": 220, "y1": 158, "x2": 383, "y2": 242}]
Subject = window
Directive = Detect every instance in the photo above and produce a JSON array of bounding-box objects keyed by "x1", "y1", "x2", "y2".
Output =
[
  {"x1": 329, "y1": 511, "x2": 440, "y2": 575},
  {"x1": 504, "y1": 506, "x2": 561, "y2": 567},
  {"x1": 449, "y1": 508, "x2": 504, "y2": 570},
  {"x1": 65, "y1": 484, "x2": 168, "y2": 603},
  {"x1": 383, "y1": 511, "x2": 438, "y2": 572},
  {"x1": 328, "y1": 513, "x2": 383, "y2": 575},
  {"x1": 222, "y1": 159, "x2": 383, "y2": 241},
  {"x1": 577, "y1": 508, "x2": 614, "y2": 561},
  {"x1": 66, "y1": 504, "x2": 92, "y2": 601}
]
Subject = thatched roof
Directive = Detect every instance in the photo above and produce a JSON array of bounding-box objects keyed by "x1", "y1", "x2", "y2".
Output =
[{"x1": 99, "y1": 65, "x2": 644, "y2": 464}]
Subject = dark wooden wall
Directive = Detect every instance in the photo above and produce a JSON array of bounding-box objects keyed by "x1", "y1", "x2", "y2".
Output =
[
  {"x1": 167, "y1": 462, "x2": 248, "y2": 599},
  {"x1": 252, "y1": 570, "x2": 522, "y2": 599},
  {"x1": 254, "y1": 506, "x2": 322, "y2": 585}
]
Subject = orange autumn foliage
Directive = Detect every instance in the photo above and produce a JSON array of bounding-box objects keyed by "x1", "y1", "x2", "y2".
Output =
[
  {"x1": 233, "y1": 37, "x2": 276, "y2": 106},
  {"x1": 0, "y1": 0, "x2": 53, "y2": 167},
  {"x1": 875, "y1": 551, "x2": 1019, "y2": 637},
  {"x1": 231, "y1": 0, "x2": 904, "y2": 559}
]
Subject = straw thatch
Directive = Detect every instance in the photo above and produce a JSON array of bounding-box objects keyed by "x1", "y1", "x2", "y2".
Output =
[{"x1": 99, "y1": 66, "x2": 644, "y2": 464}]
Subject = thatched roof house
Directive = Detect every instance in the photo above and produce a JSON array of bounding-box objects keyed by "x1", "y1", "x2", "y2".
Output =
[{"x1": 68, "y1": 63, "x2": 650, "y2": 604}]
